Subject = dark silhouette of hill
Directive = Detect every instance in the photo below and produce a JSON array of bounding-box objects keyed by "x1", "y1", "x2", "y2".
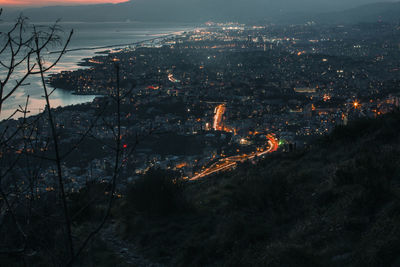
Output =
[
  {"x1": 306, "y1": 1, "x2": 400, "y2": 24},
  {"x1": 2, "y1": 0, "x2": 400, "y2": 24},
  {"x1": 1, "y1": 0, "x2": 286, "y2": 22},
  {"x1": 114, "y1": 112, "x2": 400, "y2": 266}
]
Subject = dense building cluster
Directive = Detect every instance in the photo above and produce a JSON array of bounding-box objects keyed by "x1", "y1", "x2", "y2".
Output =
[{"x1": 3, "y1": 22, "x2": 400, "y2": 191}]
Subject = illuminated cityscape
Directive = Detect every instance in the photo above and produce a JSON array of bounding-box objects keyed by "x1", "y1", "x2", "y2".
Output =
[
  {"x1": 1, "y1": 4, "x2": 400, "y2": 264},
  {"x1": 3, "y1": 22, "x2": 398, "y2": 187}
]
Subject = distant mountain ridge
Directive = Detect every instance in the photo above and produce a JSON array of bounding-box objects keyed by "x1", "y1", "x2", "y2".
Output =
[
  {"x1": 1, "y1": 0, "x2": 400, "y2": 24},
  {"x1": 309, "y1": 1, "x2": 400, "y2": 24}
]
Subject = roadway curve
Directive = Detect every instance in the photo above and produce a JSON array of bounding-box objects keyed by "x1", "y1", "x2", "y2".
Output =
[{"x1": 190, "y1": 134, "x2": 279, "y2": 181}]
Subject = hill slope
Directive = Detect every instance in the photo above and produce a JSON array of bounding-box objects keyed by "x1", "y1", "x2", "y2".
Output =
[
  {"x1": 2, "y1": 0, "x2": 400, "y2": 23},
  {"x1": 116, "y1": 112, "x2": 400, "y2": 266},
  {"x1": 310, "y1": 2, "x2": 400, "y2": 24}
]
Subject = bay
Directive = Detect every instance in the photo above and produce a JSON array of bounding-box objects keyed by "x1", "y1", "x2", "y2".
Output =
[{"x1": 0, "y1": 21, "x2": 194, "y2": 120}]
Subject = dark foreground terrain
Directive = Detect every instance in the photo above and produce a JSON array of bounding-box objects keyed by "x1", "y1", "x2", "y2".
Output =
[
  {"x1": 1, "y1": 112, "x2": 400, "y2": 266},
  {"x1": 111, "y1": 111, "x2": 400, "y2": 266}
]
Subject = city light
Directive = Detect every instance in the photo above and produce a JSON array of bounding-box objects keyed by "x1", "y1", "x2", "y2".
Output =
[
  {"x1": 213, "y1": 104, "x2": 226, "y2": 131},
  {"x1": 190, "y1": 134, "x2": 279, "y2": 180}
]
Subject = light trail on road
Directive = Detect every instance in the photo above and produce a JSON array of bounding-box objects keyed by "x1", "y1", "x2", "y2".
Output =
[
  {"x1": 213, "y1": 104, "x2": 226, "y2": 131},
  {"x1": 189, "y1": 104, "x2": 279, "y2": 181},
  {"x1": 190, "y1": 134, "x2": 279, "y2": 181}
]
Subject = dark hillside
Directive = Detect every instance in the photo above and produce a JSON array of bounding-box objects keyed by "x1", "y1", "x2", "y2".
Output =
[{"x1": 115, "y1": 112, "x2": 400, "y2": 266}]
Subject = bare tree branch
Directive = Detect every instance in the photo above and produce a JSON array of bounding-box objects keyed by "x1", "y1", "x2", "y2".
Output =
[
  {"x1": 34, "y1": 27, "x2": 75, "y2": 259},
  {"x1": 69, "y1": 64, "x2": 122, "y2": 265}
]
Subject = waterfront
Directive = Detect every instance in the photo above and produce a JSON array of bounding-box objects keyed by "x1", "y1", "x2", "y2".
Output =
[{"x1": 0, "y1": 21, "x2": 194, "y2": 120}]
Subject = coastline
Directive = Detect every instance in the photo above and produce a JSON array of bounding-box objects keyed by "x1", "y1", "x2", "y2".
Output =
[
  {"x1": 48, "y1": 32, "x2": 178, "y2": 55},
  {"x1": 0, "y1": 26, "x2": 194, "y2": 121},
  {"x1": 48, "y1": 29, "x2": 192, "y2": 96}
]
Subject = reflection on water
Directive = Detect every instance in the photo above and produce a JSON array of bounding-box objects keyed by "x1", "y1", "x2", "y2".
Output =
[
  {"x1": 0, "y1": 22, "x2": 194, "y2": 120},
  {"x1": 0, "y1": 49, "x2": 97, "y2": 120}
]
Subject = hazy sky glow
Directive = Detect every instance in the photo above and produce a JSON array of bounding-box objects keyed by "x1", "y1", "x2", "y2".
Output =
[{"x1": 0, "y1": 0, "x2": 129, "y2": 6}]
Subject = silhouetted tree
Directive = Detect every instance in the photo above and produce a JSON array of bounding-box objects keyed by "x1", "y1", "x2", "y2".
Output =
[{"x1": 0, "y1": 11, "x2": 135, "y2": 265}]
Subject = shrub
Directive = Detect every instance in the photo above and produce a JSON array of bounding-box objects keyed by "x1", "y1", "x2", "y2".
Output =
[
  {"x1": 261, "y1": 243, "x2": 323, "y2": 267},
  {"x1": 69, "y1": 181, "x2": 111, "y2": 223},
  {"x1": 124, "y1": 168, "x2": 188, "y2": 216},
  {"x1": 230, "y1": 172, "x2": 295, "y2": 221}
]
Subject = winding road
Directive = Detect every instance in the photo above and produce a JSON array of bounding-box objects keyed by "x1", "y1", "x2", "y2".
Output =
[
  {"x1": 190, "y1": 134, "x2": 278, "y2": 180},
  {"x1": 189, "y1": 103, "x2": 279, "y2": 181}
]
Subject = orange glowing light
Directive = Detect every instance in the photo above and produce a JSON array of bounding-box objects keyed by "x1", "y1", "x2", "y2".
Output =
[
  {"x1": 189, "y1": 133, "x2": 279, "y2": 181},
  {"x1": 176, "y1": 163, "x2": 187, "y2": 169},
  {"x1": 323, "y1": 94, "x2": 331, "y2": 102},
  {"x1": 311, "y1": 104, "x2": 316, "y2": 111},
  {"x1": 213, "y1": 104, "x2": 226, "y2": 131}
]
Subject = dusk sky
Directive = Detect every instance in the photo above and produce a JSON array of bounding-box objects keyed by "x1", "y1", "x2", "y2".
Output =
[{"x1": 0, "y1": 0, "x2": 128, "y2": 6}]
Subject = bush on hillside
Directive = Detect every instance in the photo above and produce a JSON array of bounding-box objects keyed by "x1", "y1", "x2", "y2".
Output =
[
  {"x1": 124, "y1": 168, "x2": 188, "y2": 216},
  {"x1": 230, "y1": 172, "x2": 296, "y2": 221}
]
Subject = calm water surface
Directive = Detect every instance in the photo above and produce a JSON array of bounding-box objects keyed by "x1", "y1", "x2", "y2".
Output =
[{"x1": 0, "y1": 21, "x2": 194, "y2": 120}]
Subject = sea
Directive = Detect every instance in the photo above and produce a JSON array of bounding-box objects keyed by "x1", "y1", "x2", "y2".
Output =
[{"x1": 0, "y1": 21, "x2": 195, "y2": 120}]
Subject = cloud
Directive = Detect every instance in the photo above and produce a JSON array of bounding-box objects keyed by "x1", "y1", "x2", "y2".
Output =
[{"x1": 0, "y1": 0, "x2": 129, "y2": 6}]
